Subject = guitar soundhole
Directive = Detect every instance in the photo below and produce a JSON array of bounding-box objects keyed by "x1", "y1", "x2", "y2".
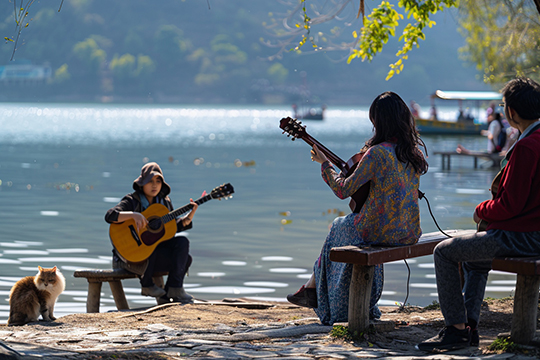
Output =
[{"x1": 147, "y1": 218, "x2": 163, "y2": 231}]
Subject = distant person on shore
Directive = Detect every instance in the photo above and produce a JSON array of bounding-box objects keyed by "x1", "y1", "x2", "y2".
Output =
[
  {"x1": 417, "y1": 77, "x2": 540, "y2": 352},
  {"x1": 286, "y1": 91, "x2": 429, "y2": 325},
  {"x1": 430, "y1": 105, "x2": 438, "y2": 121},
  {"x1": 105, "y1": 162, "x2": 198, "y2": 305},
  {"x1": 410, "y1": 100, "x2": 421, "y2": 118},
  {"x1": 456, "y1": 111, "x2": 505, "y2": 155}
]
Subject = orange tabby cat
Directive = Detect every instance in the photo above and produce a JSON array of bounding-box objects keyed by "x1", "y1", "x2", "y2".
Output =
[{"x1": 8, "y1": 266, "x2": 65, "y2": 326}]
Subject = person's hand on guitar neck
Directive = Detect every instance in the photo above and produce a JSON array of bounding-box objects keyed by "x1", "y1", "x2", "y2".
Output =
[
  {"x1": 179, "y1": 190, "x2": 205, "y2": 227},
  {"x1": 311, "y1": 144, "x2": 329, "y2": 164}
]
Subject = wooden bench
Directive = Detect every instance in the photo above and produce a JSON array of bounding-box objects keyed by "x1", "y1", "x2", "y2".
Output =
[
  {"x1": 492, "y1": 256, "x2": 540, "y2": 344},
  {"x1": 329, "y1": 229, "x2": 475, "y2": 336},
  {"x1": 73, "y1": 269, "x2": 167, "y2": 313},
  {"x1": 434, "y1": 150, "x2": 503, "y2": 170},
  {"x1": 330, "y1": 229, "x2": 540, "y2": 345}
]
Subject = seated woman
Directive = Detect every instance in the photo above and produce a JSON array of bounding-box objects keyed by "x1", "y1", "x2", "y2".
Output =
[{"x1": 287, "y1": 91, "x2": 429, "y2": 325}]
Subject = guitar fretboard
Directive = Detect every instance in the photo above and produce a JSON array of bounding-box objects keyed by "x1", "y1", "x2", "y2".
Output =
[{"x1": 161, "y1": 195, "x2": 213, "y2": 224}]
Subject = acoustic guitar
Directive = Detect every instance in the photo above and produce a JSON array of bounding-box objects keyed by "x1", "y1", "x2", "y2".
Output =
[
  {"x1": 110, "y1": 183, "x2": 234, "y2": 263},
  {"x1": 279, "y1": 116, "x2": 370, "y2": 213}
]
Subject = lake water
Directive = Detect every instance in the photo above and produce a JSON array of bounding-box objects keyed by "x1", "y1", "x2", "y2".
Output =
[{"x1": 0, "y1": 103, "x2": 516, "y2": 323}]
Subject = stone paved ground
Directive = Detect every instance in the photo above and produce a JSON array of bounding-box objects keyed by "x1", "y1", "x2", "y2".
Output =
[{"x1": 0, "y1": 299, "x2": 538, "y2": 359}]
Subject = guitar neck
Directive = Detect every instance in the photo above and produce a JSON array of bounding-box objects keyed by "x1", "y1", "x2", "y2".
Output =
[
  {"x1": 301, "y1": 133, "x2": 348, "y2": 172},
  {"x1": 162, "y1": 195, "x2": 213, "y2": 223}
]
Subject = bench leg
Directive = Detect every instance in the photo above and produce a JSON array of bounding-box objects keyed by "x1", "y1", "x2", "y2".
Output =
[
  {"x1": 109, "y1": 280, "x2": 130, "y2": 310},
  {"x1": 86, "y1": 281, "x2": 102, "y2": 313},
  {"x1": 511, "y1": 274, "x2": 540, "y2": 344},
  {"x1": 348, "y1": 264, "x2": 374, "y2": 336}
]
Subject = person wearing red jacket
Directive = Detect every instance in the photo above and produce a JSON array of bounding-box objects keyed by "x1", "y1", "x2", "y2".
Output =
[{"x1": 418, "y1": 78, "x2": 540, "y2": 352}]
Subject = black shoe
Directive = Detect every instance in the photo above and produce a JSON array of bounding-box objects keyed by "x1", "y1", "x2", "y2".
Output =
[
  {"x1": 470, "y1": 328, "x2": 479, "y2": 346},
  {"x1": 416, "y1": 326, "x2": 471, "y2": 352},
  {"x1": 286, "y1": 285, "x2": 317, "y2": 308}
]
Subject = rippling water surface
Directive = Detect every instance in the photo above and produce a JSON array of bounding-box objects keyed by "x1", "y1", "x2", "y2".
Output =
[{"x1": 0, "y1": 103, "x2": 515, "y2": 323}]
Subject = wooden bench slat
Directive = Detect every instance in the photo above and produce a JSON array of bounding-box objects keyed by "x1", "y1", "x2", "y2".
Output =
[
  {"x1": 492, "y1": 256, "x2": 540, "y2": 276},
  {"x1": 73, "y1": 268, "x2": 168, "y2": 313},
  {"x1": 74, "y1": 269, "x2": 138, "y2": 280},
  {"x1": 329, "y1": 229, "x2": 476, "y2": 266}
]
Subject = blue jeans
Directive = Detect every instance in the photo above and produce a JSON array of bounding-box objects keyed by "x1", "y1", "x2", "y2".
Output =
[{"x1": 434, "y1": 229, "x2": 540, "y2": 326}]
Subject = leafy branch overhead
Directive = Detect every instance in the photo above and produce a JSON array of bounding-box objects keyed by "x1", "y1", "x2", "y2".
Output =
[
  {"x1": 291, "y1": 0, "x2": 459, "y2": 80},
  {"x1": 270, "y1": 0, "x2": 540, "y2": 84},
  {"x1": 458, "y1": 0, "x2": 540, "y2": 84},
  {"x1": 4, "y1": 0, "x2": 64, "y2": 61}
]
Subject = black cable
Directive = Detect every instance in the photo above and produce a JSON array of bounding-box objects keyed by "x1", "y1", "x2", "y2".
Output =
[
  {"x1": 398, "y1": 259, "x2": 411, "y2": 311},
  {"x1": 418, "y1": 190, "x2": 453, "y2": 239},
  {"x1": 399, "y1": 190, "x2": 453, "y2": 310}
]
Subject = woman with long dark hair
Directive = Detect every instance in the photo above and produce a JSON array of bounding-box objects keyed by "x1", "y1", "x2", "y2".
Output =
[{"x1": 287, "y1": 91, "x2": 429, "y2": 325}]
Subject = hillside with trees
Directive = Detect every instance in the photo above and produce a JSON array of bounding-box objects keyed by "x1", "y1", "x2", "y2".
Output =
[{"x1": 0, "y1": 0, "x2": 491, "y2": 105}]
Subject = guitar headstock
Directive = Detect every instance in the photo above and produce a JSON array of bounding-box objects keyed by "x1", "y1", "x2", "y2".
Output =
[
  {"x1": 279, "y1": 116, "x2": 306, "y2": 141},
  {"x1": 210, "y1": 183, "x2": 234, "y2": 200}
]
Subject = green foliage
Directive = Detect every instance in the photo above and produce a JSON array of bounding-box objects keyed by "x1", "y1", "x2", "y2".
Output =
[
  {"x1": 349, "y1": 0, "x2": 459, "y2": 80},
  {"x1": 290, "y1": 1, "x2": 458, "y2": 80},
  {"x1": 53, "y1": 63, "x2": 71, "y2": 83},
  {"x1": 110, "y1": 54, "x2": 137, "y2": 80},
  {"x1": 488, "y1": 336, "x2": 521, "y2": 353},
  {"x1": 330, "y1": 324, "x2": 375, "y2": 342},
  {"x1": 331, "y1": 325, "x2": 353, "y2": 340},
  {"x1": 423, "y1": 300, "x2": 440, "y2": 310},
  {"x1": 267, "y1": 62, "x2": 288, "y2": 84},
  {"x1": 458, "y1": 0, "x2": 540, "y2": 85},
  {"x1": 72, "y1": 38, "x2": 106, "y2": 74}
]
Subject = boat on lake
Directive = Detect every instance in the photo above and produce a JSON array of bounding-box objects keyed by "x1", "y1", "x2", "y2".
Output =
[
  {"x1": 415, "y1": 90, "x2": 502, "y2": 135},
  {"x1": 292, "y1": 103, "x2": 326, "y2": 121}
]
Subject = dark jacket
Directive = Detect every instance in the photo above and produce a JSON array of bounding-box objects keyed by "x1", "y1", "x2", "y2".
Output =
[{"x1": 105, "y1": 191, "x2": 193, "y2": 275}]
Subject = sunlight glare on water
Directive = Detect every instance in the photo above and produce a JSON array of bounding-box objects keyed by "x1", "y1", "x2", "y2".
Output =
[{"x1": 0, "y1": 103, "x2": 517, "y2": 323}]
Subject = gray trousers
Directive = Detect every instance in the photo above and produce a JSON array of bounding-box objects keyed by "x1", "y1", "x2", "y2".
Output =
[{"x1": 434, "y1": 229, "x2": 540, "y2": 327}]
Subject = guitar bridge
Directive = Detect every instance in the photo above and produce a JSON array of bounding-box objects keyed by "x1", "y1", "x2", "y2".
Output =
[{"x1": 128, "y1": 225, "x2": 142, "y2": 246}]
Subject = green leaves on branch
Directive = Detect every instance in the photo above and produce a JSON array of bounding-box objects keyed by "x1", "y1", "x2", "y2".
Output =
[
  {"x1": 348, "y1": 0, "x2": 458, "y2": 80},
  {"x1": 458, "y1": 0, "x2": 540, "y2": 85},
  {"x1": 294, "y1": 0, "x2": 317, "y2": 50},
  {"x1": 295, "y1": 1, "x2": 458, "y2": 80}
]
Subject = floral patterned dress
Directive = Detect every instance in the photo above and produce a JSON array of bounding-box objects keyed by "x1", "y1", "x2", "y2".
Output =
[{"x1": 313, "y1": 142, "x2": 422, "y2": 325}]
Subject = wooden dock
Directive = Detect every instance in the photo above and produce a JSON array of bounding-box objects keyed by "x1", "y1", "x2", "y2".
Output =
[{"x1": 434, "y1": 150, "x2": 503, "y2": 170}]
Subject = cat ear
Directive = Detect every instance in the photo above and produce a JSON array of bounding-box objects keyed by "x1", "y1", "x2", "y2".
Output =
[
  {"x1": 52, "y1": 266, "x2": 57, "y2": 272},
  {"x1": 38, "y1": 266, "x2": 43, "y2": 272}
]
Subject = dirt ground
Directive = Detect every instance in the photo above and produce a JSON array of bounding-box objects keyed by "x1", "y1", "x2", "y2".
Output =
[{"x1": 2, "y1": 297, "x2": 538, "y2": 357}]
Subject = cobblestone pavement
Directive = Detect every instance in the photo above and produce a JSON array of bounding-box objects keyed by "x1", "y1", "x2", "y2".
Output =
[{"x1": 1, "y1": 322, "x2": 537, "y2": 359}]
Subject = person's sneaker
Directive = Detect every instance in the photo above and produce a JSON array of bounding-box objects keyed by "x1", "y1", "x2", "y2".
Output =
[
  {"x1": 168, "y1": 287, "x2": 194, "y2": 303},
  {"x1": 141, "y1": 285, "x2": 167, "y2": 298},
  {"x1": 470, "y1": 328, "x2": 479, "y2": 346},
  {"x1": 156, "y1": 296, "x2": 171, "y2": 305},
  {"x1": 286, "y1": 285, "x2": 317, "y2": 308},
  {"x1": 416, "y1": 326, "x2": 471, "y2": 352}
]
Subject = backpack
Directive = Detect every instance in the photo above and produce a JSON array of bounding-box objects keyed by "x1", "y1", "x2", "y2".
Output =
[{"x1": 494, "y1": 119, "x2": 507, "y2": 152}]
